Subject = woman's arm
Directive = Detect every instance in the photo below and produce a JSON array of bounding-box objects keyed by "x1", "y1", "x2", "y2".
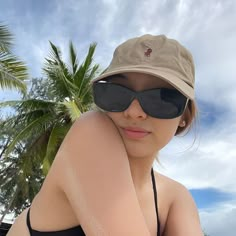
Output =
[
  {"x1": 55, "y1": 111, "x2": 150, "y2": 236},
  {"x1": 163, "y1": 183, "x2": 203, "y2": 236}
]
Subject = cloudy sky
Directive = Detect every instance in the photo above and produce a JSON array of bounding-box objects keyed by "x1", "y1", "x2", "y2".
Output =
[{"x1": 1, "y1": 0, "x2": 236, "y2": 235}]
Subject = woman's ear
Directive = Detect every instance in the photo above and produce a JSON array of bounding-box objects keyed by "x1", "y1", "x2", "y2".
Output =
[
  {"x1": 179, "y1": 120, "x2": 186, "y2": 127},
  {"x1": 175, "y1": 100, "x2": 196, "y2": 136}
]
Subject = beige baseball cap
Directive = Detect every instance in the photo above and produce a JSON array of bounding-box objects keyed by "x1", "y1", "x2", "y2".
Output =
[{"x1": 93, "y1": 34, "x2": 195, "y2": 100}]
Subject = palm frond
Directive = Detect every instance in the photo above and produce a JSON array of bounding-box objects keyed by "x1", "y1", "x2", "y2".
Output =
[
  {"x1": 4, "y1": 113, "x2": 54, "y2": 157},
  {"x1": 48, "y1": 41, "x2": 63, "y2": 67},
  {"x1": 80, "y1": 63, "x2": 99, "y2": 99},
  {"x1": 16, "y1": 98, "x2": 58, "y2": 111},
  {"x1": 43, "y1": 42, "x2": 74, "y2": 99},
  {"x1": 43, "y1": 123, "x2": 71, "y2": 174},
  {"x1": 0, "y1": 51, "x2": 28, "y2": 94},
  {"x1": 75, "y1": 43, "x2": 97, "y2": 92},
  {"x1": 56, "y1": 68, "x2": 78, "y2": 94},
  {"x1": 47, "y1": 41, "x2": 71, "y2": 81},
  {"x1": 82, "y1": 43, "x2": 97, "y2": 76},
  {"x1": 0, "y1": 100, "x2": 22, "y2": 108},
  {"x1": 0, "y1": 98, "x2": 54, "y2": 107},
  {"x1": 61, "y1": 100, "x2": 81, "y2": 121},
  {"x1": 0, "y1": 24, "x2": 13, "y2": 52},
  {"x1": 69, "y1": 41, "x2": 79, "y2": 75}
]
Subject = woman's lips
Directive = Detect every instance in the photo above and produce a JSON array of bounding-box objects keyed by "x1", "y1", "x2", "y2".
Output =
[{"x1": 121, "y1": 127, "x2": 151, "y2": 139}]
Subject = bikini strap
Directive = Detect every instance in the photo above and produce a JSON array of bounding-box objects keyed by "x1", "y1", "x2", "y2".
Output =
[
  {"x1": 26, "y1": 207, "x2": 33, "y2": 233},
  {"x1": 151, "y1": 168, "x2": 161, "y2": 236}
]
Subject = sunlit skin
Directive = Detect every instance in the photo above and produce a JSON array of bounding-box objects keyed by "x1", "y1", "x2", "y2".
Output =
[{"x1": 105, "y1": 72, "x2": 186, "y2": 193}]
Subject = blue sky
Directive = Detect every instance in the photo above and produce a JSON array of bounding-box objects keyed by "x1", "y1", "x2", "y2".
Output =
[
  {"x1": 190, "y1": 188, "x2": 234, "y2": 209},
  {"x1": 1, "y1": 0, "x2": 236, "y2": 235}
]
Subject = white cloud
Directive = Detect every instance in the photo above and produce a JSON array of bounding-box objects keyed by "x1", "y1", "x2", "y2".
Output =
[
  {"x1": 155, "y1": 113, "x2": 236, "y2": 193},
  {"x1": 200, "y1": 201, "x2": 236, "y2": 236}
]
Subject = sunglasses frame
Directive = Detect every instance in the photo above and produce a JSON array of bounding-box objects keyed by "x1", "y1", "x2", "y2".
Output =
[{"x1": 92, "y1": 80, "x2": 189, "y2": 119}]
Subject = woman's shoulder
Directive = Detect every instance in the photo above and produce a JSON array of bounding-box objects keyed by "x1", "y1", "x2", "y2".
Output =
[
  {"x1": 153, "y1": 170, "x2": 193, "y2": 208},
  {"x1": 153, "y1": 170, "x2": 202, "y2": 235},
  {"x1": 154, "y1": 171, "x2": 188, "y2": 192}
]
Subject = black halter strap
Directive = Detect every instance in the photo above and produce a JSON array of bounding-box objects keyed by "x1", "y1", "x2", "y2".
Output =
[
  {"x1": 151, "y1": 168, "x2": 161, "y2": 236},
  {"x1": 26, "y1": 207, "x2": 33, "y2": 234}
]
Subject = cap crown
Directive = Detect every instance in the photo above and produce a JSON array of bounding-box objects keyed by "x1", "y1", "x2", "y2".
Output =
[
  {"x1": 109, "y1": 35, "x2": 195, "y2": 87},
  {"x1": 94, "y1": 34, "x2": 195, "y2": 99}
]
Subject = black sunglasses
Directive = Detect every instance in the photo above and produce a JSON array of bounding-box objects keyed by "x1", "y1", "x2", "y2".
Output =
[{"x1": 92, "y1": 81, "x2": 188, "y2": 119}]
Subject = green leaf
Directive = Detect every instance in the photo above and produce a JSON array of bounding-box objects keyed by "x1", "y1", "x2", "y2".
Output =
[
  {"x1": 61, "y1": 100, "x2": 81, "y2": 121},
  {"x1": 0, "y1": 24, "x2": 13, "y2": 52},
  {"x1": 4, "y1": 113, "x2": 53, "y2": 157},
  {"x1": 0, "y1": 24, "x2": 28, "y2": 95},
  {"x1": 42, "y1": 123, "x2": 71, "y2": 175},
  {"x1": 69, "y1": 41, "x2": 79, "y2": 75}
]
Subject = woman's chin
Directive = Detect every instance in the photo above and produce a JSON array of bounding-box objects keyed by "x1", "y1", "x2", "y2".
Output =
[{"x1": 124, "y1": 147, "x2": 154, "y2": 160}]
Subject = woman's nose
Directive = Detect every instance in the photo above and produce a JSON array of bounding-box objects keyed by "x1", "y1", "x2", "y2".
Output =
[{"x1": 123, "y1": 99, "x2": 147, "y2": 120}]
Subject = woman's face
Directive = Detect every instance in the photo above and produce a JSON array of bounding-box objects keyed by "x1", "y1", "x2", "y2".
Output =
[{"x1": 106, "y1": 72, "x2": 184, "y2": 159}]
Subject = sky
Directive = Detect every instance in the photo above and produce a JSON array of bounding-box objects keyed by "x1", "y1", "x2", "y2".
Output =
[{"x1": 0, "y1": 0, "x2": 236, "y2": 235}]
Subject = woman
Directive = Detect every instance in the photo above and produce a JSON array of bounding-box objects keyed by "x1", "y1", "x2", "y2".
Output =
[{"x1": 7, "y1": 34, "x2": 203, "y2": 236}]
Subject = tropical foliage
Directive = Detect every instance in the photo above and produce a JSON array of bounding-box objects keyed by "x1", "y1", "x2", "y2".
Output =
[
  {"x1": 0, "y1": 40, "x2": 99, "y2": 221},
  {"x1": 0, "y1": 24, "x2": 28, "y2": 94}
]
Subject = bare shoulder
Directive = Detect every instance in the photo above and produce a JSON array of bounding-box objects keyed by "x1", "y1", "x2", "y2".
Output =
[
  {"x1": 153, "y1": 171, "x2": 203, "y2": 236},
  {"x1": 154, "y1": 171, "x2": 190, "y2": 196},
  {"x1": 153, "y1": 170, "x2": 187, "y2": 206}
]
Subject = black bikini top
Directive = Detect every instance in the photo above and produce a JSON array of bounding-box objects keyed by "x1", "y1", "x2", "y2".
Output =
[{"x1": 26, "y1": 168, "x2": 161, "y2": 236}]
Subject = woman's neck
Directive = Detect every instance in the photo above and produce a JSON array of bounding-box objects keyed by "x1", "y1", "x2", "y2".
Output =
[{"x1": 128, "y1": 154, "x2": 156, "y2": 193}]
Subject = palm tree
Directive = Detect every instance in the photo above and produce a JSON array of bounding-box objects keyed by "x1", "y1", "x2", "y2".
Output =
[
  {"x1": 0, "y1": 41, "x2": 100, "y2": 222},
  {"x1": 0, "y1": 24, "x2": 28, "y2": 95}
]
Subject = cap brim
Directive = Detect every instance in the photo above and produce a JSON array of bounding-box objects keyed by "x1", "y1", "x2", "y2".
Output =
[{"x1": 92, "y1": 66, "x2": 194, "y2": 100}]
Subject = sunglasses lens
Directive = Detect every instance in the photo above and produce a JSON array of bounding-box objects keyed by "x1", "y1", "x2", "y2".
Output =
[
  {"x1": 140, "y1": 89, "x2": 187, "y2": 118},
  {"x1": 93, "y1": 82, "x2": 133, "y2": 111},
  {"x1": 93, "y1": 82, "x2": 187, "y2": 119}
]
